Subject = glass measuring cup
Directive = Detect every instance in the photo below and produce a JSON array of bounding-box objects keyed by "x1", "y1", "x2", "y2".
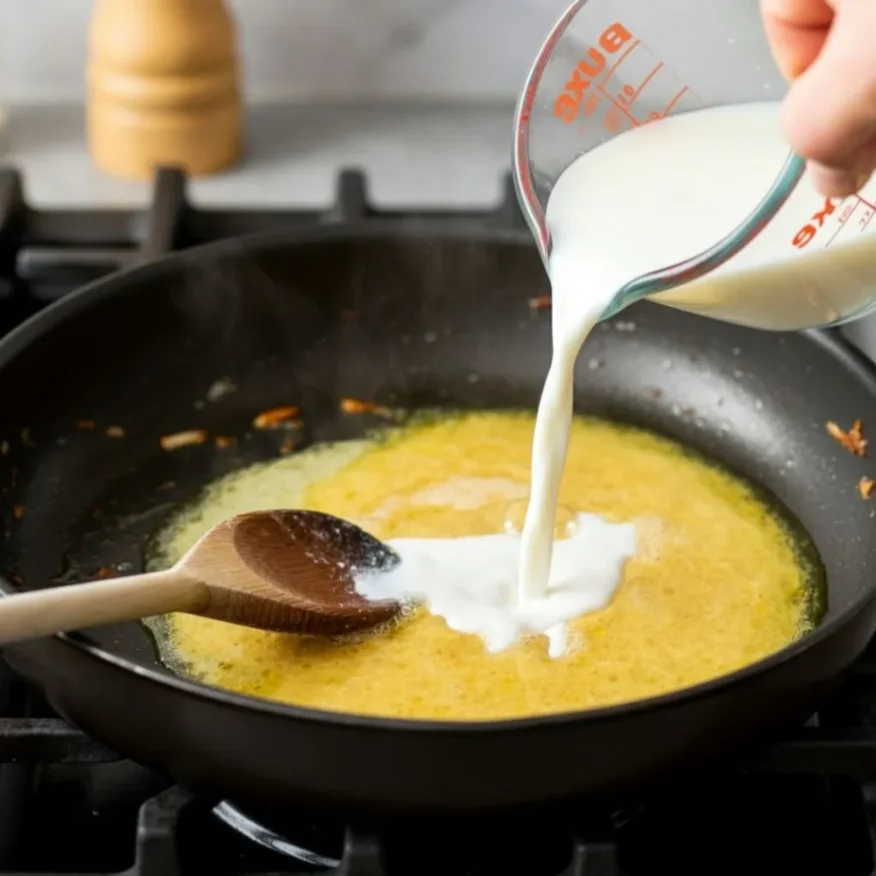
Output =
[{"x1": 513, "y1": 0, "x2": 805, "y2": 321}]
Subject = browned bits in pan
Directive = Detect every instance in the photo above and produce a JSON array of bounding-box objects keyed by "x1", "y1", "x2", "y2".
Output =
[
  {"x1": 253, "y1": 406, "x2": 301, "y2": 429},
  {"x1": 860, "y1": 477, "x2": 876, "y2": 500},
  {"x1": 75, "y1": 420, "x2": 95, "y2": 430},
  {"x1": 160, "y1": 430, "x2": 208, "y2": 451},
  {"x1": 105, "y1": 426, "x2": 125, "y2": 438},
  {"x1": 827, "y1": 419, "x2": 868, "y2": 457},
  {"x1": 529, "y1": 295, "x2": 552, "y2": 311},
  {"x1": 96, "y1": 567, "x2": 117, "y2": 579},
  {"x1": 280, "y1": 438, "x2": 295, "y2": 455},
  {"x1": 12, "y1": 506, "x2": 24, "y2": 520},
  {"x1": 215, "y1": 436, "x2": 234, "y2": 449},
  {"x1": 340, "y1": 398, "x2": 391, "y2": 417}
]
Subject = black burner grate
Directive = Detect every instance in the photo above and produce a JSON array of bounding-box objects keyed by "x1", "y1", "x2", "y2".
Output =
[
  {"x1": 0, "y1": 165, "x2": 529, "y2": 303},
  {"x1": 1, "y1": 164, "x2": 876, "y2": 874},
  {"x1": 0, "y1": 755, "x2": 875, "y2": 875}
]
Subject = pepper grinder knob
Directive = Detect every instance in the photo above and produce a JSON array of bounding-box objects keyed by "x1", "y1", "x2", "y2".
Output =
[{"x1": 87, "y1": 0, "x2": 242, "y2": 179}]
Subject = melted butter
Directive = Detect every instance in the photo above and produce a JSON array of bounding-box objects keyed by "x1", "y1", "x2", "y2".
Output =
[{"x1": 149, "y1": 411, "x2": 815, "y2": 721}]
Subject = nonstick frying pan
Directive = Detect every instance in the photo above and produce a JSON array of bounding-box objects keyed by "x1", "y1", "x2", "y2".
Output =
[{"x1": 1, "y1": 223, "x2": 876, "y2": 817}]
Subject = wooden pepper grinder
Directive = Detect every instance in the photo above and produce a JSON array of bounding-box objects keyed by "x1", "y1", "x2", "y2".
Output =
[{"x1": 87, "y1": 0, "x2": 242, "y2": 179}]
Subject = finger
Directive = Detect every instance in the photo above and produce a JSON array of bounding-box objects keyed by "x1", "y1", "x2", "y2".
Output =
[
  {"x1": 760, "y1": 0, "x2": 833, "y2": 79},
  {"x1": 807, "y1": 139, "x2": 876, "y2": 197},
  {"x1": 780, "y1": 0, "x2": 876, "y2": 171},
  {"x1": 806, "y1": 162, "x2": 872, "y2": 197}
]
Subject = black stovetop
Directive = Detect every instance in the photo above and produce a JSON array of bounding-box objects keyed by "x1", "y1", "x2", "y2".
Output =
[{"x1": 2, "y1": 164, "x2": 876, "y2": 876}]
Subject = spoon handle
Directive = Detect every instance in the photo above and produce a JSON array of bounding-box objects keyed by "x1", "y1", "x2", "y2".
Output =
[{"x1": 0, "y1": 571, "x2": 206, "y2": 646}]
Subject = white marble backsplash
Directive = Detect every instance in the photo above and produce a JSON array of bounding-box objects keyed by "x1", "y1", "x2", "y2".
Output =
[{"x1": 1, "y1": 0, "x2": 562, "y2": 104}]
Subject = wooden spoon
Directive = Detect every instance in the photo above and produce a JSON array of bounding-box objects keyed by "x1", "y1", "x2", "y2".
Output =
[{"x1": 0, "y1": 510, "x2": 403, "y2": 645}]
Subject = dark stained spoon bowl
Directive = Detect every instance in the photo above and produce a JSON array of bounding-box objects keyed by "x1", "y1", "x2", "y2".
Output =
[{"x1": 0, "y1": 510, "x2": 403, "y2": 644}]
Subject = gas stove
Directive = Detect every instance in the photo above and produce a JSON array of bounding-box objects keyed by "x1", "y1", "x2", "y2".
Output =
[{"x1": 2, "y1": 164, "x2": 876, "y2": 875}]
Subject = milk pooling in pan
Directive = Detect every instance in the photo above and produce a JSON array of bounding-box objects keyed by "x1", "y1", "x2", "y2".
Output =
[
  {"x1": 518, "y1": 101, "x2": 876, "y2": 603},
  {"x1": 356, "y1": 512, "x2": 635, "y2": 658}
]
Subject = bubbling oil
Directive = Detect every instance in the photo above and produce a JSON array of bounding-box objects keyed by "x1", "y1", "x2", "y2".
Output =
[{"x1": 147, "y1": 411, "x2": 819, "y2": 721}]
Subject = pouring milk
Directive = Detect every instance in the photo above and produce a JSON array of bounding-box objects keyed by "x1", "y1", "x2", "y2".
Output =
[
  {"x1": 356, "y1": 99, "x2": 876, "y2": 657},
  {"x1": 519, "y1": 100, "x2": 876, "y2": 601}
]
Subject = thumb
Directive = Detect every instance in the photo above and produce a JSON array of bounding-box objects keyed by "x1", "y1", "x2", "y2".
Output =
[{"x1": 780, "y1": 0, "x2": 876, "y2": 194}]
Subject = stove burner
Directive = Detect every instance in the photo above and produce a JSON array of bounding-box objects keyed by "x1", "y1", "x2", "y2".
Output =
[
  {"x1": 210, "y1": 799, "x2": 600, "y2": 876},
  {"x1": 212, "y1": 800, "x2": 342, "y2": 868}
]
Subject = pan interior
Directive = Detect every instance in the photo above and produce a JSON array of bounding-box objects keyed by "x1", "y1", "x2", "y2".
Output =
[
  {"x1": 0, "y1": 231, "x2": 873, "y2": 690},
  {"x1": 146, "y1": 406, "x2": 822, "y2": 720}
]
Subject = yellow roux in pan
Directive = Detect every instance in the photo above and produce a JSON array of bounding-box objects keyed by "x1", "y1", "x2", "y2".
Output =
[{"x1": 148, "y1": 412, "x2": 817, "y2": 721}]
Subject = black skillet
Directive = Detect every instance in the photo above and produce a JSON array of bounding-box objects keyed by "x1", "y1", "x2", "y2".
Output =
[{"x1": 1, "y1": 223, "x2": 876, "y2": 817}]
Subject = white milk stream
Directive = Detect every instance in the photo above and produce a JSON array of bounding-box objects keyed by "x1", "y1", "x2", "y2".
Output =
[
  {"x1": 356, "y1": 100, "x2": 876, "y2": 656},
  {"x1": 521, "y1": 100, "x2": 876, "y2": 604}
]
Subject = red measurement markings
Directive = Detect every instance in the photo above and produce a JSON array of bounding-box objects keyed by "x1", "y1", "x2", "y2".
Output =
[
  {"x1": 601, "y1": 39, "x2": 641, "y2": 85},
  {"x1": 594, "y1": 42, "x2": 645, "y2": 128},
  {"x1": 598, "y1": 79, "x2": 695, "y2": 127},
  {"x1": 576, "y1": 92, "x2": 626, "y2": 135},
  {"x1": 602, "y1": 104, "x2": 627, "y2": 133},
  {"x1": 626, "y1": 62, "x2": 664, "y2": 105},
  {"x1": 825, "y1": 196, "x2": 874, "y2": 248},
  {"x1": 595, "y1": 40, "x2": 698, "y2": 128},
  {"x1": 602, "y1": 59, "x2": 665, "y2": 116},
  {"x1": 577, "y1": 83, "x2": 628, "y2": 135},
  {"x1": 663, "y1": 86, "x2": 690, "y2": 116},
  {"x1": 595, "y1": 82, "x2": 638, "y2": 128}
]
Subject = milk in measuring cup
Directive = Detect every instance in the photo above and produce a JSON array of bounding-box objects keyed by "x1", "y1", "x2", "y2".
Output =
[
  {"x1": 546, "y1": 100, "x2": 876, "y2": 331},
  {"x1": 517, "y1": 100, "x2": 876, "y2": 603}
]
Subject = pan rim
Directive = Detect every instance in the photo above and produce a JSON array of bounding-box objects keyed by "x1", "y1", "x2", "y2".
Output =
[{"x1": 2, "y1": 221, "x2": 876, "y2": 735}]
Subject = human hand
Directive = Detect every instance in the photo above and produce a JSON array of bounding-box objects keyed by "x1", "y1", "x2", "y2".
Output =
[{"x1": 761, "y1": 0, "x2": 876, "y2": 197}]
